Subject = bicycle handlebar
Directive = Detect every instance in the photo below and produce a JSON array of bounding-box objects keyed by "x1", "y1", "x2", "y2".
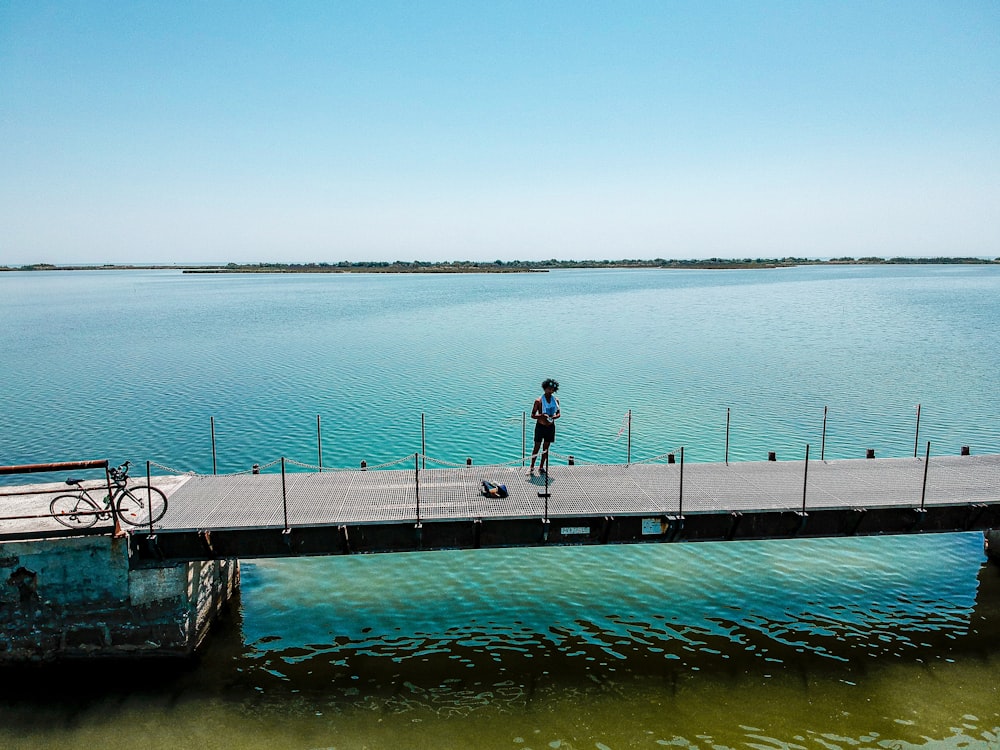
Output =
[{"x1": 108, "y1": 461, "x2": 132, "y2": 483}]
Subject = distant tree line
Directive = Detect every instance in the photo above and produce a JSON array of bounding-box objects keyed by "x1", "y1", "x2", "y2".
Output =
[
  {"x1": 3, "y1": 256, "x2": 998, "y2": 273},
  {"x1": 188, "y1": 256, "x2": 999, "y2": 273}
]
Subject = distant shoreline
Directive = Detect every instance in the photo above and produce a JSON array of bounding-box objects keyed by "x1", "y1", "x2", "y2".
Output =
[{"x1": 2, "y1": 257, "x2": 997, "y2": 274}]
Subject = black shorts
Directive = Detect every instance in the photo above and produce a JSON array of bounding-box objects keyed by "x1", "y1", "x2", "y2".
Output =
[{"x1": 534, "y1": 421, "x2": 555, "y2": 443}]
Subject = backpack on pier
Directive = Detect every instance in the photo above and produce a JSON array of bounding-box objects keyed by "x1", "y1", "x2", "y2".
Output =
[{"x1": 481, "y1": 480, "x2": 508, "y2": 499}]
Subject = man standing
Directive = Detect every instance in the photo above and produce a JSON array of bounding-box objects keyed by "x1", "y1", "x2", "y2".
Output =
[{"x1": 529, "y1": 379, "x2": 560, "y2": 475}]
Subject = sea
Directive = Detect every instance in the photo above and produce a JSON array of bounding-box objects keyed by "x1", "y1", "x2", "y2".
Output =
[{"x1": 0, "y1": 264, "x2": 998, "y2": 749}]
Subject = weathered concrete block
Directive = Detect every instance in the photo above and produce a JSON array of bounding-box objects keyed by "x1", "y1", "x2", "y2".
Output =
[
  {"x1": 2, "y1": 536, "x2": 130, "y2": 606},
  {"x1": 1, "y1": 535, "x2": 239, "y2": 662},
  {"x1": 129, "y1": 564, "x2": 188, "y2": 607}
]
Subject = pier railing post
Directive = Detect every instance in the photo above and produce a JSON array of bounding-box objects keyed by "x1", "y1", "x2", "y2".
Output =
[
  {"x1": 802, "y1": 443, "x2": 810, "y2": 513},
  {"x1": 821, "y1": 406, "x2": 828, "y2": 461},
  {"x1": 211, "y1": 416, "x2": 217, "y2": 476},
  {"x1": 317, "y1": 415, "x2": 323, "y2": 472},
  {"x1": 537, "y1": 461, "x2": 551, "y2": 518},
  {"x1": 414, "y1": 452, "x2": 421, "y2": 523},
  {"x1": 523, "y1": 411, "x2": 527, "y2": 466},
  {"x1": 542, "y1": 470, "x2": 550, "y2": 519},
  {"x1": 280, "y1": 457, "x2": 288, "y2": 531},
  {"x1": 725, "y1": 407, "x2": 730, "y2": 465},
  {"x1": 920, "y1": 441, "x2": 931, "y2": 509},
  {"x1": 914, "y1": 404, "x2": 922, "y2": 458},
  {"x1": 679, "y1": 446, "x2": 685, "y2": 516},
  {"x1": 146, "y1": 460, "x2": 154, "y2": 535}
]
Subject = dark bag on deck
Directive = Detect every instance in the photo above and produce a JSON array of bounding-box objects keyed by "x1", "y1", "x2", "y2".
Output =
[{"x1": 481, "y1": 480, "x2": 508, "y2": 499}]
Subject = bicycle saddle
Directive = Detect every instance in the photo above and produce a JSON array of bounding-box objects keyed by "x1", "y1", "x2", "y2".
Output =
[{"x1": 65, "y1": 478, "x2": 82, "y2": 486}]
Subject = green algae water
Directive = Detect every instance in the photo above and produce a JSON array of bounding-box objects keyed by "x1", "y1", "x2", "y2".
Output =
[{"x1": 1, "y1": 265, "x2": 999, "y2": 748}]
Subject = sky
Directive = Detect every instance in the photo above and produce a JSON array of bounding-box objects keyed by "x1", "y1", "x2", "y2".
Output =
[{"x1": 1, "y1": 1, "x2": 998, "y2": 265}]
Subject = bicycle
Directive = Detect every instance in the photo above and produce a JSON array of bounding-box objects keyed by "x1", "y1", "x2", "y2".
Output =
[{"x1": 50, "y1": 460, "x2": 168, "y2": 529}]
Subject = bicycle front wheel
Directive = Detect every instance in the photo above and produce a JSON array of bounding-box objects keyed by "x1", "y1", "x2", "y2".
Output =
[
  {"x1": 50, "y1": 494, "x2": 101, "y2": 529},
  {"x1": 116, "y1": 485, "x2": 168, "y2": 526}
]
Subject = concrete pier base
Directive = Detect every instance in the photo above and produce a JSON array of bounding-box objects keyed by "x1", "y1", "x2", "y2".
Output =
[
  {"x1": 985, "y1": 530, "x2": 1000, "y2": 565},
  {"x1": 1, "y1": 534, "x2": 238, "y2": 662}
]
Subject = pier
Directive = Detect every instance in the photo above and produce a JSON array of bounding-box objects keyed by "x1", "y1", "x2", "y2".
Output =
[
  {"x1": 2, "y1": 452, "x2": 999, "y2": 662},
  {"x1": 3, "y1": 452, "x2": 999, "y2": 559},
  {"x1": 118, "y1": 451, "x2": 1000, "y2": 561}
]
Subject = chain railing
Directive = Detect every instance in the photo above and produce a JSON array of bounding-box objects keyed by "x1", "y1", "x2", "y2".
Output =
[
  {"x1": 0, "y1": 398, "x2": 977, "y2": 541},
  {"x1": 189, "y1": 402, "x2": 947, "y2": 478}
]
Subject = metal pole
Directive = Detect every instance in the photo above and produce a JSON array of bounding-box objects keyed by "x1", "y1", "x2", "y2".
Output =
[
  {"x1": 627, "y1": 409, "x2": 632, "y2": 465},
  {"x1": 146, "y1": 460, "x2": 154, "y2": 535},
  {"x1": 522, "y1": 411, "x2": 526, "y2": 467},
  {"x1": 317, "y1": 415, "x2": 323, "y2": 472},
  {"x1": 421, "y1": 413, "x2": 426, "y2": 469},
  {"x1": 211, "y1": 416, "x2": 217, "y2": 475},
  {"x1": 545, "y1": 470, "x2": 549, "y2": 519},
  {"x1": 536, "y1": 440, "x2": 551, "y2": 515},
  {"x1": 414, "y1": 452, "x2": 421, "y2": 522},
  {"x1": 802, "y1": 443, "x2": 810, "y2": 513},
  {"x1": 821, "y1": 406, "x2": 828, "y2": 461},
  {"x1": 0, "y1": 459, "x2": 108, "y2": 475},
  {"x1": 280, "y1": 457, "x2": 288, "y2": 530},
  {"x1": 537, "y1": 468, "x2": 550, "y2": 518},
  {"x1": 725, "y1": 407, "x2": 730, "y2": 465},
  {"x1": 108, "y1": 463, "x2": 121, "y2": 537},
  {"x1": 679, "y1": 446, "x2": 685, "y2": 516},
  {"x1": 913, "y1": 404, "x2": 921, "y2": 458},
  {"x1": 920, "y1": 440, "x2": 931, "y2": 509}
]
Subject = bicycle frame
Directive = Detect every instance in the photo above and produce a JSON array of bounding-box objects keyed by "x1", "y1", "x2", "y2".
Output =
[{"x1": 49, "y1": 484, "x2": 115, "y2": 529}]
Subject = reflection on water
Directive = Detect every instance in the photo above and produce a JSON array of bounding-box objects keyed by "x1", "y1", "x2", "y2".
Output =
[
  {"x1": 2, "y1": 535, "x2": 999, "y2": 749},
  {"x1": 240, "y1": 536, "x2": 986, "y2": 670}
]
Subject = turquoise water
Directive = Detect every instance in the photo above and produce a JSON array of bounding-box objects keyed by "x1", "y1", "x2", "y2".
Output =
[
  {"x1": 2, "y1": 265, "x2": 998, "y2": 472},
  {"x1": 1, "y1": 265, "x2": 999, "y2": 748}
]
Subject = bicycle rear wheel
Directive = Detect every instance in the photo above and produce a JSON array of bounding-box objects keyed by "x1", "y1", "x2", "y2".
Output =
[
  {"x1": 116, "y1": 485, "x2": 168, "y2": 526},
  {"x1": 50, "y1": 494, "x2": 101, "y2": 528}
]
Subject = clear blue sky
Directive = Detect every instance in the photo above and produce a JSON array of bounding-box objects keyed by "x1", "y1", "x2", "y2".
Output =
[{"x1": 2, "y1": 1, "x2": 998, "y2": 264}]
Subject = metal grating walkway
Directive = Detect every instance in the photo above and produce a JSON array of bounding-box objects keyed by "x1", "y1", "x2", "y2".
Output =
[{"x1": 159, "y1": 454, "x2": 1000, "y2": 531}]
